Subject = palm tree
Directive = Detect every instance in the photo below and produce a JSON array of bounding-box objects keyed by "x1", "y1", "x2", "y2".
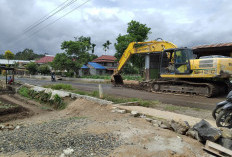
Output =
[
  {"x1": 102, "y1": 40, "x2": 112, "y2": 54},
  {"x1": 91, "y1": 43, "x2": 96, "y2": 54},
  {"x1": 102, "y1": 43, "x2": 107, "y2": 54}
]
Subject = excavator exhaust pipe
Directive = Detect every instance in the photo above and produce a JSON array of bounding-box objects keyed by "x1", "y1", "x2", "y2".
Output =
[{"x1": 112, "y1": 74, "x2": 124, "y2": 85}]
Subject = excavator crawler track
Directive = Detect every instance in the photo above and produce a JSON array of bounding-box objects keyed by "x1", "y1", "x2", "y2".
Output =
[{"x1": 149, "y1": 80, "x2": 223, "y2": 97}]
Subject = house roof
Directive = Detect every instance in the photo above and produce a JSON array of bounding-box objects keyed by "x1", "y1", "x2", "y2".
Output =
[
  {"x1": 92, "y1": 55, "x2": 117, "y2": 63},
  {"x1": 88, "y1": 62, "x2": 106, "y2": 69},
  {"x1": 193, "y1": 42, "x2": 232, "y2": 49},
  {"x1": 35, "y1": 55, "x2": 54, "y2": 64},
  {"x1": 81, "y1": 65, "x2": 89, "y2": 69},
  {"x1": 0, "y1": 59, "x2": 32, "y2": 65}
]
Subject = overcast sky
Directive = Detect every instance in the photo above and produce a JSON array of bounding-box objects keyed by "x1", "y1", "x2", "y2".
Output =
[{"x1": 0, "y1": 0, "x2": 232, "y2": 56}]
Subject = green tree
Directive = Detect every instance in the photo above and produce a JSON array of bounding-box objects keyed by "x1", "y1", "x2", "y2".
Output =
[
  {"x1": 15, "y1": 49, "x2": 44, "y2": 60},
  {"x1": 26, "y1": 62, "x2": 38, "y2": 75},
  {"x1": 4, "y1": 50, "x2": 15, "y2": 65},
  {"x1": 38, "y1": 64, "x2": 50, "y2": 75},
  {"x1": 51, "y1": 53, "x2": 74, "y2": 72},
  {"x1": 114, "y1": 20, "x2": 151, "y2": 74},
  {"x1": 55, "y1": 36, "x2": 98, "y2": 76}
]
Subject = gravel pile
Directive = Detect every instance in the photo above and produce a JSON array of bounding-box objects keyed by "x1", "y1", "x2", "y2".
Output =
[{"x1": 0, "y1": 118, "x2": 121, "y2": 156}]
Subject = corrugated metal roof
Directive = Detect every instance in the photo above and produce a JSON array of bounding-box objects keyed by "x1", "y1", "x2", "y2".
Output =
[
  {"x1": 81, "y1": 65, "x2": 89, "y2": 69},
  {"x1": 88, "y1": 62, "x2": 106, "y2": 69},
  {"x1": 193, "y1": 42, "x2": 232, "y2": 49},
  {"x1": 92, "y1": 55, "x2": 116, "y2": 63},
  {"x1": 0, "y1": 59, "x2": 32, "y2": 65}
]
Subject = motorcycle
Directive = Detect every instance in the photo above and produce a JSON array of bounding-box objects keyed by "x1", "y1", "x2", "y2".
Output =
[
  {"x1": 213, "y1": 91, "x2": 232, "y2": 128},
  {"x1": 212, "y1": 91, "x2": 232, "y2": 119}
]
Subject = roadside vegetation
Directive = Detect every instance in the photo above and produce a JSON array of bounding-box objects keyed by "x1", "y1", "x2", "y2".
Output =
[
  {"x1": 80, "y1": 74, "x2": 142, "y2": 81},
  {"x1": 18, "y1": 86, "x2": 66, "y2": 109}
]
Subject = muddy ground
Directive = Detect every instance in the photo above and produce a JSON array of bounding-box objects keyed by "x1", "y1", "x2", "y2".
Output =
[{"x1": 0, "y1": 94, "x2": 213, "y2": 157}]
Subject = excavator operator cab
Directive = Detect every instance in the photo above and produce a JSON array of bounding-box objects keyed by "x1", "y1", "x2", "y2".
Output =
[{"x1": 160, "y1": 48, "x2": 193, "y2": 75}]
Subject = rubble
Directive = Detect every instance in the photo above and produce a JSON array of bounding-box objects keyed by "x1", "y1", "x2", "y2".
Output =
[
  {"x1": 219, "y1": 127, "x2": 232, "y2": 139},
  {"x1": 193, "y1": 119, "x2": 221, "y2": 142},
  {"x1": 216, "y1": 138, "x2": 232, "y2": 150},
  {"x1": 170, "y1": 120, "x2": 190, "y2": 135},
  {"x1": 131, "y1": 111, "x2": 139, "y2": 117},
  {"x1": 117, "y1": 109, "x2": 126, "y2": 114}
]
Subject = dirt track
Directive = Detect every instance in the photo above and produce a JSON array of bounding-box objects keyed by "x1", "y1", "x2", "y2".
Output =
[{"x1": 15, "y1": 77, "x2": 225, "y2": 110}]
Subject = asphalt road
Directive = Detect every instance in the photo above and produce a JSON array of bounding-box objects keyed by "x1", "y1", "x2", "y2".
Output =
[{"x1": 15, "y1": 77, "x2": 225, "y2": 110}]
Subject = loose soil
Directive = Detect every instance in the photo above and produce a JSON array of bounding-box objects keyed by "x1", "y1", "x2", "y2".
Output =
[
  {"x1": 0, "y1": 96, "x2": 32, "y2": 123},
  {"x1": 0, "y1": 94, "x2": 213, "y2": 157}
]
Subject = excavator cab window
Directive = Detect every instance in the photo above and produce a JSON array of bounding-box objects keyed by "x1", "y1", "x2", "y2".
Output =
[
  {"x1": 160, "y1": 50, "x2": 175, "y2": 74},
  {"x1": 160, "y1": 48, "x2": 192, "y2": 75},
  {"x1": 174, "y1": 49, "x2": 191, "y2": 74}
]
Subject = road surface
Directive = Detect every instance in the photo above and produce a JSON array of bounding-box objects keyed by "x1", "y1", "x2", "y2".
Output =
[{"x1": 15, "y1": 77, "x2": 225, "y2": 110}]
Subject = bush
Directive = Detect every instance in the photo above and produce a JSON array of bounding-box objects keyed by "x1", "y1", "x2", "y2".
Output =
[
  {"x1": 38, "y1": 65, "x2": 50, "y2": 75},
  {"x1": 53, "y1": 94, "x2": 66, "y2": 109},
  {"x1": 18, "y1": 87, "x2": 30, "y2": 98}
]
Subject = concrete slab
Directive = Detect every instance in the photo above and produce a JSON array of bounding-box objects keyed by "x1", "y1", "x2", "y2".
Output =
[{"x1": 117, "y1": 105, "x2": 216, "y2": 127}]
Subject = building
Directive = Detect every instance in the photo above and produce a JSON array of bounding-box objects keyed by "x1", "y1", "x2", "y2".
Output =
[
  {"x1": 0, "y1": 59, "x2": 33, "y2": 75},
  {"x1": 35, "y1": 55, "x2": 55, "y2": 64},
  {"x1": 193, "y1": 42, "x2": 232, "y2": 58},
  {"x1": 92, "y1": 55, "x2": 117, "y2": 74},
  {"x1": 79, "y1": 62, "x2": 107, "y2": 76},
  {"x1": 79, "y1": 55, "x2": 118, "y2": 76}
]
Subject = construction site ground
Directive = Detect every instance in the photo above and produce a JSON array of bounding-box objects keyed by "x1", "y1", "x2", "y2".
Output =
[
  {"x1": 16, "y1": 77, "x2": 225, "y2": 111},
  {"x1": 0, "y1": 93, "x2": 215, "y2": 157}
]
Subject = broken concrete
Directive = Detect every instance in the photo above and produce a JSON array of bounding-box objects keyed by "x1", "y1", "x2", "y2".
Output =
[
  {"x1": 117, "y1": 109, "x2": 126, "y2": 114},
  {"x1": 193, "y1": 119, "x2": 221, "y2": 142},
  {"x1": 220, "y1": 127, "x2": 232, "y2": 139},
  {"x1": 131, "y1": 111, "x2": 139, "y2": 117},
  {"x1": 170, "y1": 120, "x2": 190, "y2": 135},
  {"x1": 217, "y1": 138, "x2": 232, "y2": 150}
]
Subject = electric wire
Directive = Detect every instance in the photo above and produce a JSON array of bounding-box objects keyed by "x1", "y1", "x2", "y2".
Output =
[
  {"x1": 23, "y1": 0, "x2": 78, "y2": 34},
  {"x1": 23, "y1": 0, "x2": 71, "y2": 32}
]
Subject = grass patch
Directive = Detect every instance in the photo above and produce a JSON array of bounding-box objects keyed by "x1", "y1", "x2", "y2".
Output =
[
  {"x1": 80, "y1": 74, "x2": 142, "y2": 81},
  {"x1": 164, "y1": 105, "x2": 183, "y2": 112},
  {"x1": 80, "y1": 75, "x2": 111, "y2": 80},
  {"x1": 43, "y1": 84, "x2": 74, "y2": 90}
]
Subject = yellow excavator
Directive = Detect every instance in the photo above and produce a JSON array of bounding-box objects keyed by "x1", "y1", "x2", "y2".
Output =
[{"x1": 112, "y1": 39, "x2": 232, "y2": 97}]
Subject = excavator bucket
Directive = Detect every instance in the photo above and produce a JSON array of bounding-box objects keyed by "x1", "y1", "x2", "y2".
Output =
[{"x1": 112, "y1": 74, "x2": 124, "y2": 85}]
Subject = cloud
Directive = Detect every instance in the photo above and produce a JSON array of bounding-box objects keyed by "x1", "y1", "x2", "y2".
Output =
[{"x1": 0, "y1": 0, "x2": 232, "y2": 57}]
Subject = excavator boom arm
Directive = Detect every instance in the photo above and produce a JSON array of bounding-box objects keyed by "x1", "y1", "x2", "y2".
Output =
[{"x1": 116, "y1": 40, "x2": 177, "y2": 74}]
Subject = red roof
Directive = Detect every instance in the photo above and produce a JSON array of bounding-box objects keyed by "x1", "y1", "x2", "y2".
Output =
[
  {"x1": 35, "y1": 56, "x2": 54, "y2": 64},
  {"x1": 92, "y1": 55, "x2": 117, "y2": 63},
  {"x1": 193, "y1": 42, "x2": 232, "y2": 49}
]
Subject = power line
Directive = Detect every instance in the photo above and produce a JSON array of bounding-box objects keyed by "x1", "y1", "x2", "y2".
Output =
[
  {"x1": 28, "y1": 0, "x2": 91, "y2": 38},
  {"x1": 9, "y1": 0, "x2": 79, "y2": 46},
  {"x1": 23, "y1": 0, "x2": 78, "y2": 34},
  {"x1": 23, "y1": 0, "x2": 71, "y2": 32},
  {"x1": 9, "y1": 0, "x2": 91, "y2": 50}
]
